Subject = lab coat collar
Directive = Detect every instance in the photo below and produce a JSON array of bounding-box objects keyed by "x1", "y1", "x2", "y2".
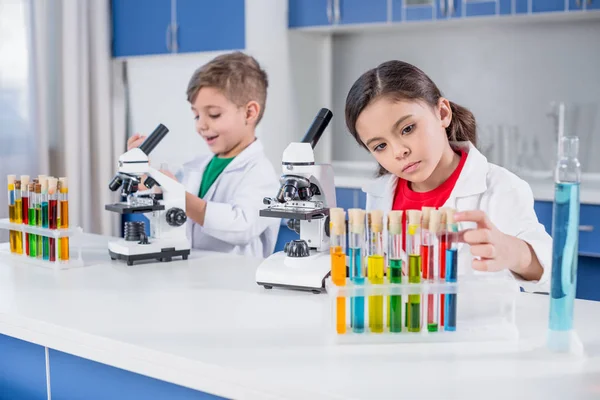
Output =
[{"x1": 362, "y1": 141, "x2": 489, "y2": 203}]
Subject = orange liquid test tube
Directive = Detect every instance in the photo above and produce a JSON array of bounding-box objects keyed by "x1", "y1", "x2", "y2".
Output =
[
  {"x1": 59, "y1": 177, "x2": 69, "y2": 261},
  {"x1": 330, "y1": 208, "x2": 347, "y2": 335}
]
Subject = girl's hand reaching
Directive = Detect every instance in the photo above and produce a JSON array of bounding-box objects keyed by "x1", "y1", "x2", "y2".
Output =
[
  {"x1": 454, "y1": 210, "x2": 543, "y2": 281},
  {"x1": 127, "y1": 133, "x2": 147, "y2": 151}
]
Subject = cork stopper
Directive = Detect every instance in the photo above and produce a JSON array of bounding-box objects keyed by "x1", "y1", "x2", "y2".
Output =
[
  {"x1": 38, "y1": 175, "x2": 47, "y2": 182},
  {"x1": 429, "y1": 210, "x2": 442, "y2": 233},
  {"x1": 329, "y1": 208, "x2": 346, "y2": 236},
  {"x1": 446, "y1": 208, "x2": 456, "y2": 225},
  {"x1": 421, "y1": 207, "x2": 434, "y2": 230},
  {"x1": 35, "y1": 183, "x2": 41, "y2": 194},
  {"x1": 348, "y1": 209, "x2": 366, "y2": 234},
  {"x1": 407, "y1": 210, "x2": 422, "y2": 226},
  {"x1": 15, "y1": 180, "x2": 21, "y2": 190},
  {"x1": 48, "y1": 178, "x2": 57, "y2": 195},
  {"x1": 388, "y1": 211, "x2": 403, "y2": 235},
  {"x1": 7, "y1": 175, "x2": 15, "y2": 185},
  {"x1": 40, "y1": 177, "x2": 48, "y2": 193},
  {"x1": 21, "y1": 175, "x2": 30, "y2": 185},
  {"x1": 59, "y1": 177, "x2": 68, "y2": 192},
  {"x1": 28, "y1": 182, "x2": 35, "y2": 192},
  {"x1": 369, "y1": 210, "x2": 384, "y2": 233},
  {"x1": 439, "y1": 207, "x2": 448, "y2": 224}
]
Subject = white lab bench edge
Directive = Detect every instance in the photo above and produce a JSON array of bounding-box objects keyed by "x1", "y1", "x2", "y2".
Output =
[{"x1": 1, "y1": 234, "x2": 600, "y2": 400}]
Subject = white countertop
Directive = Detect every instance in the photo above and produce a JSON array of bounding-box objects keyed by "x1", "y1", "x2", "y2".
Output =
[{"x1": 1, "y1": 234, "x2": 600, "y2": 399}]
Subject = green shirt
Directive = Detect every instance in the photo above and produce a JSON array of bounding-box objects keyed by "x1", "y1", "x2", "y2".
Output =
[{"x1": 198, "y1": 156, "x2": 235, "y2": 198}]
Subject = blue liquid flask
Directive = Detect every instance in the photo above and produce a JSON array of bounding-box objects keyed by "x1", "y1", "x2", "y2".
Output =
[{"x1": 548, "y1": 136, "x2": 582, "y2": 353}]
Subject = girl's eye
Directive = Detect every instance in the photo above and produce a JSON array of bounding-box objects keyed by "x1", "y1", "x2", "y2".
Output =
[
  {"x1": 373, "y1": 143, "x2": 387, "y2": 152},
  {"x1": 193, "y1": 115, "x2": 199, "y2": 121},
  {"x1": 209, "y1": 114, "x2": 221, "y2": 119},
  {"x1": 402, "y1": 124, "x2": 415, "y2": 135}
]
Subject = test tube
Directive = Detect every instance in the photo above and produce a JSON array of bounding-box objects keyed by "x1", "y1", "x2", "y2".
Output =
[
  {"x1": 28, "y1": 182, "x2": 37, "y2": 258},
  {"x1": 427, "y1": 210, "x2": 442, "y2": 332},
  {"x1": 21, "y1": 175, "x2": 30, "y2": 256},
  {"x1": 330, "y1": 208, "x2": 347, "y2": 335},
  {"x1": 40, "y1": 178, "x2": 49, "y2": 260},
  {"x1": 367, "y1": 210, "x2": 384, "y2": 333},
  {"x1": 407, "y1": 210, "x2": 422, "y2": 333},
  {"x1": 421, "y1": 207, "x2": 434, "y2": 279},
  {"x1": 14, "y1": 180, "x2": 23, "y2": 254},
  {"x1": 7, "y1": 175, "x2": 16, "y2": 253},
  {"x1": 48, "y1": 178, "x2": 58, "y2": 262},
  {"x1": 59, "y1": 178, "x2": 69, "y2": 261},
  {"x1": 348, "y1": 209, "x2": 366, "y2": 333},
  {"x1": 35, "y1": 183, "x2": 42, "y2": 258},
  {"x1": 388, "y1": 210, "x2": 403, "y2": 333},
  {"x1": 438, "y1": 208, "x2": 448, "y2": 327},
  {"x1": 444, "y1": 209, "x2": 459, "y2": 332}
]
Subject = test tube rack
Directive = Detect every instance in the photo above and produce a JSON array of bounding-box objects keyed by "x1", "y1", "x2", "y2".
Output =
[
  {"x1": 326, "y1": 276, "x2": 519, "y2": 344},
  {"x1": 0, "y1": 218, "x2": 84, "y2": 269}
]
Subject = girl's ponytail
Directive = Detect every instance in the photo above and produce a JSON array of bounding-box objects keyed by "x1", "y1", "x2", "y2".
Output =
[{"x1": 447, "y1": 101, "x2": 477, "y2": 146}]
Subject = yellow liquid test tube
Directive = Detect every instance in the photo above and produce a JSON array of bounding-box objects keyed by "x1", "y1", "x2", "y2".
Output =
[
  {"x1": 14, "y1": 180, "x2": 23, "y2": 254},
  {"x1": 330, "y1": 208, "x2": 347, "y2": 335},
  {"x1": 407, "y1": 210, "x2": 422, "y2": 333},
  {"x1": 367, "y1": 210, "x2": 385, "y2": 333},
  {"x1": 7, "y1": 175, "x2": 16, "y2": 253},
  {"x1": 59, "y1": 178, "x2": 69, "y2": 261}
]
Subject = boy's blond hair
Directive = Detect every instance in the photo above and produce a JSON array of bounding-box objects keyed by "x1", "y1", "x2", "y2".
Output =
[{"x1": 186, "y1": 52, "x2": 269, "y2": 125}]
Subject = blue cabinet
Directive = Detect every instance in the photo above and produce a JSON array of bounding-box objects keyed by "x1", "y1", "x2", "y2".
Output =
[
  {"x1": 176, "y1": 0, "x2": 245, "y2": 54},
  {"x1": 289, "y1": 0, "x2": 388, "y2": 27},
  {"x1": 48, "y1": 349, "x2": 222, "y2": 399},
  {"x1": 516, "y1": 0, "x2": 566, "y2": 13},
  {"x1": 393, "y1": 0, "x2": 436, "y2": 22},
  {"x1": 0, "y1": 334, "x2": 48, "y2": 400},
  {"x1": 112, "y1": 0, "x2": 245, "y2": 57},
  {"x1": 112, "y1": 0, "x2": 172, "y2": 57},
  {"x1": 588, "y1": 0, "x2": 600, "y2": 10}
]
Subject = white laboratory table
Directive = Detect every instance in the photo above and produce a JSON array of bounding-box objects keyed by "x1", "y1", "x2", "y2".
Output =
[{"x1": 1, "y1": 234, "x2": 600, "y2": 400}]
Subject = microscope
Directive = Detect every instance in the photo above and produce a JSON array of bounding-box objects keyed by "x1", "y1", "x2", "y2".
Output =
[
  {"x1": 256, "y1": 108, "x2": 337, "y2": 293},
  {"x1": 105, "y1": 124, "x2": 191, "y2": 265}
]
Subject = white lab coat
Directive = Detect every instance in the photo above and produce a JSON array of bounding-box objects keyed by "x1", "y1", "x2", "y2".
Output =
[
  {"x1": 178, "y1": 139, "x2": 280, "y2": 258},
  {"x1": 363, "y1": 142, "x2": 552, "y2": 292}
]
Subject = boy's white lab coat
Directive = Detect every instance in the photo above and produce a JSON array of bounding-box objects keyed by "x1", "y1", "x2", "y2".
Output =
[
  {"x1": 363, "y1": 142, "x2": 552, "y2": 292},
  {"x1": 179, "y1": 139, "x2": 280, "y2": 259}
]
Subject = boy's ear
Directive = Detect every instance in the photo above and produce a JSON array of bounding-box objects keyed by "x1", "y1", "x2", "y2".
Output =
[
  {"x1": 438, "y1": 97, "x2": 452, "y2": 128},
  {"x1": 245, "y1": 101, "x2": 260, "y2": 126}
]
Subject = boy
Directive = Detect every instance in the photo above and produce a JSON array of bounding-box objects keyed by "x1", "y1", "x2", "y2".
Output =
[{"x1": 128, "y1": 52, "x2": 280, "y2": 258}]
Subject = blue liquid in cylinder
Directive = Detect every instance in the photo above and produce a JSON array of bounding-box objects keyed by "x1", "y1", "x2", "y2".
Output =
[
  {"x1": 550, "y1": 183, "x2": 579, "y2": 331},
  {"x1": 349, "y1": 247, "x2": 365, "y2": 333}
]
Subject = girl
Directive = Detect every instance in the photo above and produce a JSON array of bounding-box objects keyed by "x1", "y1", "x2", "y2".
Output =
[{"x1": 345, "y1": 60, "x2": 551, "y2": 291}]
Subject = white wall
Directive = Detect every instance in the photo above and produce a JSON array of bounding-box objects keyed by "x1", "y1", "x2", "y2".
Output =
[{"x1": 331, "y1": 19, "x2": 600, "y2": 173}]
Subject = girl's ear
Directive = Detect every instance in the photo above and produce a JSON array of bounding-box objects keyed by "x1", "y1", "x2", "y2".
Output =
[
  {"x1": 244, "y1": 101, "x2": 260, "y2": 126},
  {"x1": 438, "y1": 97, "x2": 452, "y2": 129}
]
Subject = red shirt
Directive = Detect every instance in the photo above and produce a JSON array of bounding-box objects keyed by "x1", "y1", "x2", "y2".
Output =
[{"x1": 392, "y1": 150, "x2": 467, "y2": 212}]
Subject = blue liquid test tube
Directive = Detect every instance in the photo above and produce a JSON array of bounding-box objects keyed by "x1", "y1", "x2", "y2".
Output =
[
  {"x1": 444, "y1": 209, "x2": 459, "y2": 332},
  {"x1": 348, "y1": 209, "x2": 366, "y2": 333}
]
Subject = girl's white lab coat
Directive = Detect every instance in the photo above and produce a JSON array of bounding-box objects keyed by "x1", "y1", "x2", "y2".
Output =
[
  {"x1": 363, "y1": 142, "x2": 552, "y2": 292},
  {"x1": 179, "y1": 139, "x2": 280, "y2": 258}
]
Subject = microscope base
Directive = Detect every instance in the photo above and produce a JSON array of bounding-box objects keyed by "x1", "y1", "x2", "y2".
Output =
[
  {"x1": 108, "y1": 239, "x2": 190, "y2": 266},
  {"x1": 256, "y1": 251, "x2": 332, "y2": 294}
]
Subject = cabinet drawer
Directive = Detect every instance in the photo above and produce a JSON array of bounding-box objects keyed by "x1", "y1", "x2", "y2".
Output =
[{"x1": 579, "y1": 204, "x2": 600, "y2": 257}]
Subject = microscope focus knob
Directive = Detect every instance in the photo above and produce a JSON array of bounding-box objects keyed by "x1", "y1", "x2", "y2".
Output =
[
  {"x1": 166, "y1": 208, "x2": 187, "y2": 227},
  {"x1": 285, "y1": 240, "x2": 310, "y2": 258}
]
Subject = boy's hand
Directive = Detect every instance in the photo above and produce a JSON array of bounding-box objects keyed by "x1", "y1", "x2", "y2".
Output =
[
  {"x1": 454, "y1": 210, "x2": 530, "y2": 274},
  {"x1": 127, "y1": 133, "x2": 147, "y2": 151},
  {"x1": 159, "y1": 169, "x2": 177, "y2": 181}
]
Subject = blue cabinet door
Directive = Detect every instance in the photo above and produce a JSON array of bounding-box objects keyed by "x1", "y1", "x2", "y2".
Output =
[
  {"x1": 393, "y1": 0, "x2": 436, "y2": 22},
  {"x1": 446, "y1": 0, "x2": 464, "y2": 17},
  {"x1": 112, "y1": 0, "x2": 172, "y2": 57},
  {"x1": 568, "y1": 0, "x2": 584, "y2": 10},
  {"x1": 48, "y1": 349, "x2": 223, "y2": 400},
  {"x1": 176, "y1": 0, "x2": 245, "y2": 53},
  {"x1": 289, "y1": 0, "x2": 331, "y2": 27},
  {"x1": 0, "y1": 334, "x2": 48, "y2": 400},
  {"x1": 516, "y1": 0, "x2": 565, "y2": 12},
  {"x1": 587, "y1": 0, "x2": 600, "y2": 9},
  {"x1": 464, "y1": 0, "x2": 498, "y2": 16},
  {"x1": 578, "y1": 204, "x2": 600, "y2": 257},
  {"x1": 338, "y1": 0, "x2": 388, "y2": 24}
]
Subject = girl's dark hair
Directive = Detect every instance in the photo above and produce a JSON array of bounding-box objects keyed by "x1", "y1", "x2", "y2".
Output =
[{"x1": 345, "y1": 60, "x2": 476, "y2": 176}]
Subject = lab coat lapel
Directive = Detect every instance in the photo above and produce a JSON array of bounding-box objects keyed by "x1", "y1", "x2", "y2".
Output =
[{"x1": 202, "y1": 139, "x2": 263, "y2": 202}]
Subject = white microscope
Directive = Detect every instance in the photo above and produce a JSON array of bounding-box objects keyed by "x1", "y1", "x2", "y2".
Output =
[
  {"x1": 105, "y1": 124, "x2": 191, "y2": 265},
  {"x1": 256, "y1": 108, "x2": 337, "y2": 293}
]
